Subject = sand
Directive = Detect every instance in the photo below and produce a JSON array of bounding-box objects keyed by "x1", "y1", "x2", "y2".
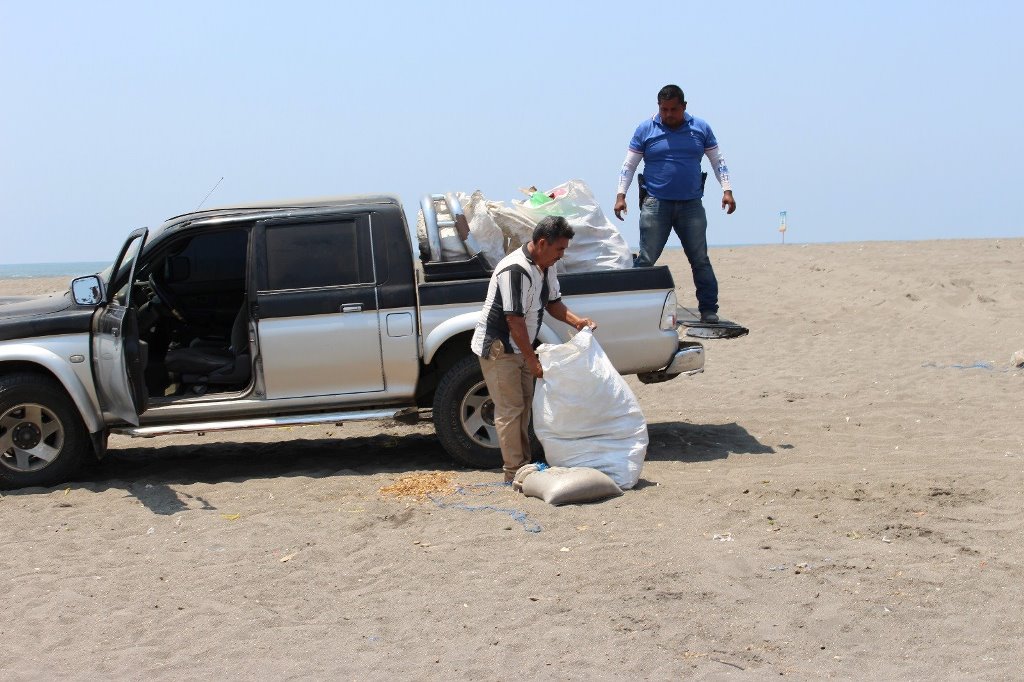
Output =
[{"x1": 1, "y1": 238, "x2": 1022, "y2": 679}]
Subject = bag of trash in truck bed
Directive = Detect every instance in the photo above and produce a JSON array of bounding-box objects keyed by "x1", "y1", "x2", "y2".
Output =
[
  {"x1": 417, "y1": 180, "x2": 632, "y2": 272},
  {"x1": 510, "y1": 180, "x2": 633, "y2": 272}
]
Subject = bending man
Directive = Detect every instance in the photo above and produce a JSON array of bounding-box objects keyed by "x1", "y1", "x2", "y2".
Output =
[{"x1": 470, "y1": 216, "x2": 597, "y2": 482}]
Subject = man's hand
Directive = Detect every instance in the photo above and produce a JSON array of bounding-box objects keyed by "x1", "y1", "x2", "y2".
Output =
[
  {"x1": 548, "y1": 300, "x2": 597, "y2": 332},
  {"x1": 613, "y1": 193, "x2": 628, "y2": 221},
  {"x1": 526, "y1": 354, "x2": 543, "y2": 379},
  {"x1": 507, "y1": 313, "x2": 542, "y2": 377},
  {"x1": 722, "y1": 190, "x2": 736, "y2": 215}
]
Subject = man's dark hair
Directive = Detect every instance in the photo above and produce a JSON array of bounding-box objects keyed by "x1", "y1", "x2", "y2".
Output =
[
  {"x1": 657, "y1": 84, "x2": 685, "y2": 104},
  {"x1": 532, "y1": 215, "x2": 574, "y2": 244}
]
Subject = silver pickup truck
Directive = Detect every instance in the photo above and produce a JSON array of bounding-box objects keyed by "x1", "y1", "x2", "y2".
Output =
[{"x1": 0, "y1": 194, "x2": 704, "y2": 488}]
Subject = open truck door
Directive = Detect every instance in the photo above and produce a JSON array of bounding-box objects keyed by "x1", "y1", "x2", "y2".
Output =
[{"x1": 92, "y1": 227, "x2": 149, "y2": 425}]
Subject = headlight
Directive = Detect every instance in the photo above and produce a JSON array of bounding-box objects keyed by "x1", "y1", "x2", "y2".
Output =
[{"x1": 660, "y1": 290, "x2": 677, "y2": 330}]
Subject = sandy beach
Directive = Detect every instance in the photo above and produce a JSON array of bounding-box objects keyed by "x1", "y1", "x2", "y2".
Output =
[{"x1": 1, "y1": 238, "x2": 1022, "y2": 680}]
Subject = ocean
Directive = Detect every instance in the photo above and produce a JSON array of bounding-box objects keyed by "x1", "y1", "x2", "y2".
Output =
[{"x1": 0, "y1": 261, "x2": 109, "y2": 279}]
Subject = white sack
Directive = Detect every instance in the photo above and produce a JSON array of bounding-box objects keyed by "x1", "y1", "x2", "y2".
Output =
[
  {"x1": 485, "y1": 199, "x2": 535, "y2": 254},
  {"x1": 513, "y1": 464, "x2": 622, "y2": 505},
  {"x1": 420, "y1": 182, "x2": 632, "y2": 272},
  {"x1": 532, "y1": 328, "x2": 648, "y2": 489},
  {"x1": 455, "y1": 191, "x2": 507, "y2": 267},
  {"x1": 513, "y1": 179, "x2": 633, "y2": 273}
]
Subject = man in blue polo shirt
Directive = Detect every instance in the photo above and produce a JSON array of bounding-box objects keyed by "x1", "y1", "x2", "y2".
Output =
[{"x1": 613, "y1": 84, "x2": 736, "y2": 324}]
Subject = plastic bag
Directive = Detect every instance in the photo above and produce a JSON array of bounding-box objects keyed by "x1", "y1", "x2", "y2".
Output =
[
  {"x1": 513, "y1": 179, "x2": 633, "y2": 273},
  {"x1": 532, "y1": 329, "x2": 648, "y2": 489},
  {"x1": 481, "y1": 197, "x2": 535, "y2": 254}
]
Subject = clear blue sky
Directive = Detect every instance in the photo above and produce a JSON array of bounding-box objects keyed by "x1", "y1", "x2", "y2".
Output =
[{"x1": 1, "y1": 1, "x2": 1021, "y2": 264}]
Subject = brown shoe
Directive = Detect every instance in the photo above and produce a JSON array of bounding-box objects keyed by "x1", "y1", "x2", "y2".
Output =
[{"x1": 503, "y1": 471, "x2": 516, "y2": 484}]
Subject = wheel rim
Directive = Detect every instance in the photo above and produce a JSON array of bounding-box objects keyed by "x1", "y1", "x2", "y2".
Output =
[
  {"x1": 459, "y1": 379, "x2": 499, "y2": 449},
  {"x1": 0, "y1": 403, "x2": 65, "y2": 473}
]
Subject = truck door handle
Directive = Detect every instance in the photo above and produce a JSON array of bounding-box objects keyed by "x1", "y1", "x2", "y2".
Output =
[{"x1": 340, "y1": 303, "x2": 363, "y2": 313}]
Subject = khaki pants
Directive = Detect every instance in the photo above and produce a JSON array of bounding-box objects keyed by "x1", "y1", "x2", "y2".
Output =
[{"x1": 479, "y1": 340, "x2": 535, "y2": 478}]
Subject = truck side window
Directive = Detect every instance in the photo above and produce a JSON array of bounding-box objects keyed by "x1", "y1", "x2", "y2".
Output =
[
  {"x1": 174, "y1": 230, "x2": 248, "y2": 284},
  {"x1": 264, "y1": 220, "x2": 372, "y2": 290}
]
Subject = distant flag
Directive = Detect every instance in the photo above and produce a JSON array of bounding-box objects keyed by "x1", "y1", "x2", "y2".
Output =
[{"x1": 779, "y1": 210, "x2": 788, "y2": 244}]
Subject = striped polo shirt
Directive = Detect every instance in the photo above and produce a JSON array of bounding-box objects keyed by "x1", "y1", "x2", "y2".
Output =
[{"x1": 471, "y1": 244, "x2": 562, "y2": 357}]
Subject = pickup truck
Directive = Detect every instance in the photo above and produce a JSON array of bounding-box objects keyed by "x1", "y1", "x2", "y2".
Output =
[{"x1": 0, "y1": 194, "x2": 705, "y2": 489}]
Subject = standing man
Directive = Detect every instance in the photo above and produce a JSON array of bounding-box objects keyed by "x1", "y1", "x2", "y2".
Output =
[
  {"x1": 614, "y1": 84, "x2": 736, "y2": 324},
  {"x1": 471, "y1": 216, "x2": 597, "y2": 482}
]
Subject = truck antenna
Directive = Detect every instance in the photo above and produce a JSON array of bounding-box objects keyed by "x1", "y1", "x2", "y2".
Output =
[{"x1": 195, "y1": 177, "x2": 224, "y2": 210}]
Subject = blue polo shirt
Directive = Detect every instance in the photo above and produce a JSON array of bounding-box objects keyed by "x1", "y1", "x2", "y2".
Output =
[{"x1": 629, "y1": 112, "x2": 718, "y2": 201}]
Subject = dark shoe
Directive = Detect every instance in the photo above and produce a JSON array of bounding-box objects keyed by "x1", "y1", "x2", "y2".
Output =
[{"x1": 700, "y1": 311, "x2": 720, "y2": 324}]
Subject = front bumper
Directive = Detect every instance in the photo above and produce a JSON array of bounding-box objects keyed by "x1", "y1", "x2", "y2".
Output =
[{"x1": 636, "y1": 341, "x2": 704, "y2": 384}]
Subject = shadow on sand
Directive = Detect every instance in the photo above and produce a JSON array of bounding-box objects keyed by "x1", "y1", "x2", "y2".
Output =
[
  {"x1": 646, "y1": 421, "x2": 775, "y2": 463},
  {"x1": 7, "y1": 432, "x2": 458, "y2": 515},
  {"x1": 7, "y1": 421, "x2": 773, "y2": 514}
]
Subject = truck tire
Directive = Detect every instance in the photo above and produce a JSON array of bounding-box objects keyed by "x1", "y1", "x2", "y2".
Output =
[
  {"x1": 432, "y1": 355, "x2": 503, "y2": 469},
  {"x1": 0, "y1": 373, "x2": 89, "y2": 489}
]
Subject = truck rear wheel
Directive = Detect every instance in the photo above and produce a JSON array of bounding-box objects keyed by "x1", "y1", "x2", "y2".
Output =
[
  {"x1": 0, "y1": 373, "x2": 89, "y2": 489},
  {"x1": 432, "y1": 355, "x2": 502, "y2": 469}
]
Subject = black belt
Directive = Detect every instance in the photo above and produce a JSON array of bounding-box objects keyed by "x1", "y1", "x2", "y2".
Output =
[{"x1": 637, "y1": 172, "x2": 708, "y2": 209}]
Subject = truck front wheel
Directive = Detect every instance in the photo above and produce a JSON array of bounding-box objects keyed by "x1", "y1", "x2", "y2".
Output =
[
  {"x1": 432, "y1": 355, "x2": 502, "y2": 469},
  {"x1": 0, "y1": 373, "x2": 89, "y2": 489}
]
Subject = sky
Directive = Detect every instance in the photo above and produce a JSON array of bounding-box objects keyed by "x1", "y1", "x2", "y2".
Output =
[{"x1": 1, "y1": 0, "x2": 1022, "y2": 264}]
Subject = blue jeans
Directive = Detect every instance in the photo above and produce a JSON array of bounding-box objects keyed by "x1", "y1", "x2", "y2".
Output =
[{"x1": 634, "y1": 196, "x2": 718, "y2": 314}]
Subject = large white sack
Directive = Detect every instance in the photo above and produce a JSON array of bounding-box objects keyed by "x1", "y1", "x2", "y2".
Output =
[
  {"x1": 513, "y1": 179, "x2": 633, "y2": 273},
  {"x1": 532, "y1": 328, "x2": 648, "y2": 489},
  {"x1": 484, "y1": 198, "x2": 535, "y2": 253}
]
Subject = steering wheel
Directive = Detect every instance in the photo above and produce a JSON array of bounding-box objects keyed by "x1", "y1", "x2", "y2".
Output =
[{"x1": 148, "y1": 272, "x2": 187, "y2": 322}]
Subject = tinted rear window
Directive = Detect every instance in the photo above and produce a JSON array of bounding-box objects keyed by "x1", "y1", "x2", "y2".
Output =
[{"x1": 264, "y1": 220, "x2": 372, "y2": 290}]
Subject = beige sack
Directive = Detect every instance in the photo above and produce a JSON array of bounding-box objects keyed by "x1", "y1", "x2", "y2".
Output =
[{"x1": 514, "y1": 465, "x2": 622, "y2": 506}]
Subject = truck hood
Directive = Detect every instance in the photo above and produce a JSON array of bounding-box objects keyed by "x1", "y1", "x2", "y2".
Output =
[
  {"x1": 0, "y1": 290, "x2": 73, "y2": 315},
  {"x1": 0, "y1": 290, "x2": 95, "y2": 342}
]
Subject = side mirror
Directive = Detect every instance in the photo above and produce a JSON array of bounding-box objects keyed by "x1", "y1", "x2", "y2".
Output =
[{"x1": 71, "y1": 275, "x2": 104, "y2": 306}]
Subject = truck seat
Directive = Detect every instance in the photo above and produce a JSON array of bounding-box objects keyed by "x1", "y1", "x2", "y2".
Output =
[{"x1": 164, "y1": 305, "x2": 251, "y2": 388}]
